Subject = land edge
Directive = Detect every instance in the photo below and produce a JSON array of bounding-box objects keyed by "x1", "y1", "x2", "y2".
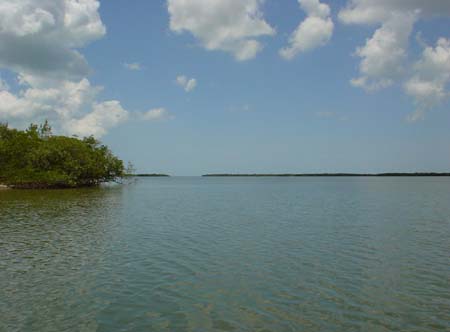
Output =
[
  {"x1": 127, "y1": 174, "x2": 170, "y2": 177},
  {"x1": 0, "y1": 182, "x2": 105, "y2": 190},
  {"x1": 2, "y1": 173, "x2": 448, "y2": 190},
  {"x1": 202, "y1": 173, "x2": 450, "y2": 177},
  {"x1": 0, "y1": 175, "x2": 170, "y2": 190}
]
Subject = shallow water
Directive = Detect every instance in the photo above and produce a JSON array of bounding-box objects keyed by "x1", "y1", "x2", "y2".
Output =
[{"x1": 1, "y1": 177, "x2": 449, "y2": 331}]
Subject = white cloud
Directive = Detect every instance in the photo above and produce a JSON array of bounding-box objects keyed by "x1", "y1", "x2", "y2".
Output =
[
  {"x1": 350, "y1": 12, "x2": 416, "y2": 91},
  {"x1": 339, "y1": 0, "x2": 450, "y2": 25},
  {"x1": 0, "y1": 0, "x2": 106, "y2": 81},
  {"x1": 340, "y1": 0, "x2": 450, "y2": 119},
  {"x1": 0, "y1": 0, "x2": 132, "y2": 137},
  {"x1": 66, "y1": 101, "x2": 129, "y2": 137},
  {"x1": 141, "y1": 108, "x2": 174, "y2": 121},
  {"x1": 167, "y1": 0, "x2": 275, "y2": 61},
  {"x1": 340, "y1": 0, "x2": 450, "y2": 92},
  {"x1": 280, "y1": 0, "x2": 334, "y2": 60},
  {"x1": 176, "y1": 75, "x2": 197, "y2": 92},
  {"x1": 404, "y1": 38, "x2": 450, "y2": 121},
  {"x1": 0, "y1": 77, "x2": 129, "y2": 137},
  {"x1": 124, "y1": 62, "x2": 142, "y2": 71}
]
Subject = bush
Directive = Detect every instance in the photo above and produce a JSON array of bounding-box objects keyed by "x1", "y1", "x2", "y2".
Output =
[{"x1": 0, "y1": 122, "x2": 125, "y2": 188}]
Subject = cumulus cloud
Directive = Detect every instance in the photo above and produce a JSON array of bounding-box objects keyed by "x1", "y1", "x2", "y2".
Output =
[
  {"x1": 350, "y1": 12, "x2": 416, "y2": 91},
  {"x1": 66, "y1": 101, "x2": 128, "y2": 137},
  {"x1": 339, "y1": 0, "x2": 450, "y2": 119},
  {"x1": 0, "y1": 0, "x2": 131, "y2": 137},
  {"x1": 167, "y1": 0, "x2": 275, "y2": 61},
  {"x1": 124, "y1": 62, "x2": 142, "y2": 71},
  {"x1": 280, "y1": 0, "x2": 334, "y2": 60},
  {"x1": 65, "y1": 101, "x2": 128, "y2": 137},
  {"x1": 176, "y1": 75, "x2": 197, "y2": 92},
  {"x1": 339, "y1": 0, "x2": 450, "y2": 24},
  {"x1": 0, "y1": 77, "x2": 129, "y2": 137},
  {"x1": 0, "y1": 0, "x2": 105, "y2": 81},
  {"x1": 141, "y1": 108, "x2": 174, "y2": 121},
  {"x1": 340, "y1": 0, "x2": 450, "y2": 92},
  {"x1": 404, "y1": 38, "x2": 450, "y2": 121}
]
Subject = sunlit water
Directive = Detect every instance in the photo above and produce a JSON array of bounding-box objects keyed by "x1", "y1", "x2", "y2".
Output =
[{"x1": 1, "y1": 177, "x2": 449, "y2": 332}]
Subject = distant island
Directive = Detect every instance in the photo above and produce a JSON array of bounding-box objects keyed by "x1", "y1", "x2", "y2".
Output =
[
  {"x1": 0, "y1": 122, "x2": 125, "y2": 189},
  {"x1": 130, "y1": 174, "x2": 170, "y2": 177},
  {"x1": 203, "y1": 173, "x2": 450, "y2": 177}
]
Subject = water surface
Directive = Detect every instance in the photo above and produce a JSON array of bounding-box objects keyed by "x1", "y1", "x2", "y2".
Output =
[{"x1": 1, "y1": 177, "x2": 449, "y2": 331}]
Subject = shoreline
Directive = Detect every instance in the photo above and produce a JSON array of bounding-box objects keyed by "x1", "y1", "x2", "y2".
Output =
[
  {"x1": 0, "y1": 182, "x2": 104, "y2": 190},
  {"x1": 202, "y1": 173, "x2": 450, "y2": 177},
  {"x1": 130, "y1": 174, "x2": 170, "y2": 177}
]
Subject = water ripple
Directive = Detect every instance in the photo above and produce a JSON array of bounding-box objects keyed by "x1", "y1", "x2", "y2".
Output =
[{"x1": 1, "y1": 177, "x2": 449, "y2": 331}]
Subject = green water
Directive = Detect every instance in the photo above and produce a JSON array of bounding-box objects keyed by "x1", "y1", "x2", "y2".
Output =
[{"x1": 1, "y1": 177, "x2": 449, "y2": 331}]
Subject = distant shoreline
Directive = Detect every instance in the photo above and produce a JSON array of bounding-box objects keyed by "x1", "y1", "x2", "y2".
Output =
[
  {"x1": 202, "y1": 173, "x2": 450, "y2": 177},
  {"x1": 130, "y1": 174, "x2": 170, "y2": 177}
]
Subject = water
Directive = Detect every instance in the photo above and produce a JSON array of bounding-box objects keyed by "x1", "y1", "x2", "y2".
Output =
[{"x1": 1, "y1": 177, "x2": 449, "y2": 332}]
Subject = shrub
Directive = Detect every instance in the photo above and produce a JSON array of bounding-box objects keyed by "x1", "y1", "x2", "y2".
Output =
[{"x1": 0, "y1": 122, "x2": 124, "y2": 188}]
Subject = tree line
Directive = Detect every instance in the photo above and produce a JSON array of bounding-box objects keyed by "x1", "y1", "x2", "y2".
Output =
[{"x1": 0, "y1": 121, "x2": 125, "y2": 188}]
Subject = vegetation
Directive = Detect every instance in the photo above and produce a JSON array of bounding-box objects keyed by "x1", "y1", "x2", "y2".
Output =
[
  {"x1": 0, "y1": 122, "x2": 125, "y2": 189},
  {"x1": 132, "y1": 174, "x2": 170, "y2": 177}
]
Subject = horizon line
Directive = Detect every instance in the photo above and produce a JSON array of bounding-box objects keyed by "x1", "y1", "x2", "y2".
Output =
[{"x1": 134, "y1": 172, "x2": 450, "y2": 177}]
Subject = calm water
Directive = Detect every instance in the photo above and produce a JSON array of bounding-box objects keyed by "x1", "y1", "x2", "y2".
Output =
[{"x1": 1, "y1": 177, "x2": 449, "y2": 332}]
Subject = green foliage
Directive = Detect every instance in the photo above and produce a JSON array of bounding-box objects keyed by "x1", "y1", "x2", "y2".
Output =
[{"x1": 0, "y1": 122, "x2": 125, "y2": 188}]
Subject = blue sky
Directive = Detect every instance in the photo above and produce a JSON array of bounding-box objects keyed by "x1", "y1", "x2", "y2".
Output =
[{"x1": 1, "y1": 0, "x2": 450, "y2": 175}]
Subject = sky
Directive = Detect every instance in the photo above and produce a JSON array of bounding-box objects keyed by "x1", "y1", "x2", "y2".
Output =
[{"x1": 0, "y1": 0, "x2": 450, "y2": 175}]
